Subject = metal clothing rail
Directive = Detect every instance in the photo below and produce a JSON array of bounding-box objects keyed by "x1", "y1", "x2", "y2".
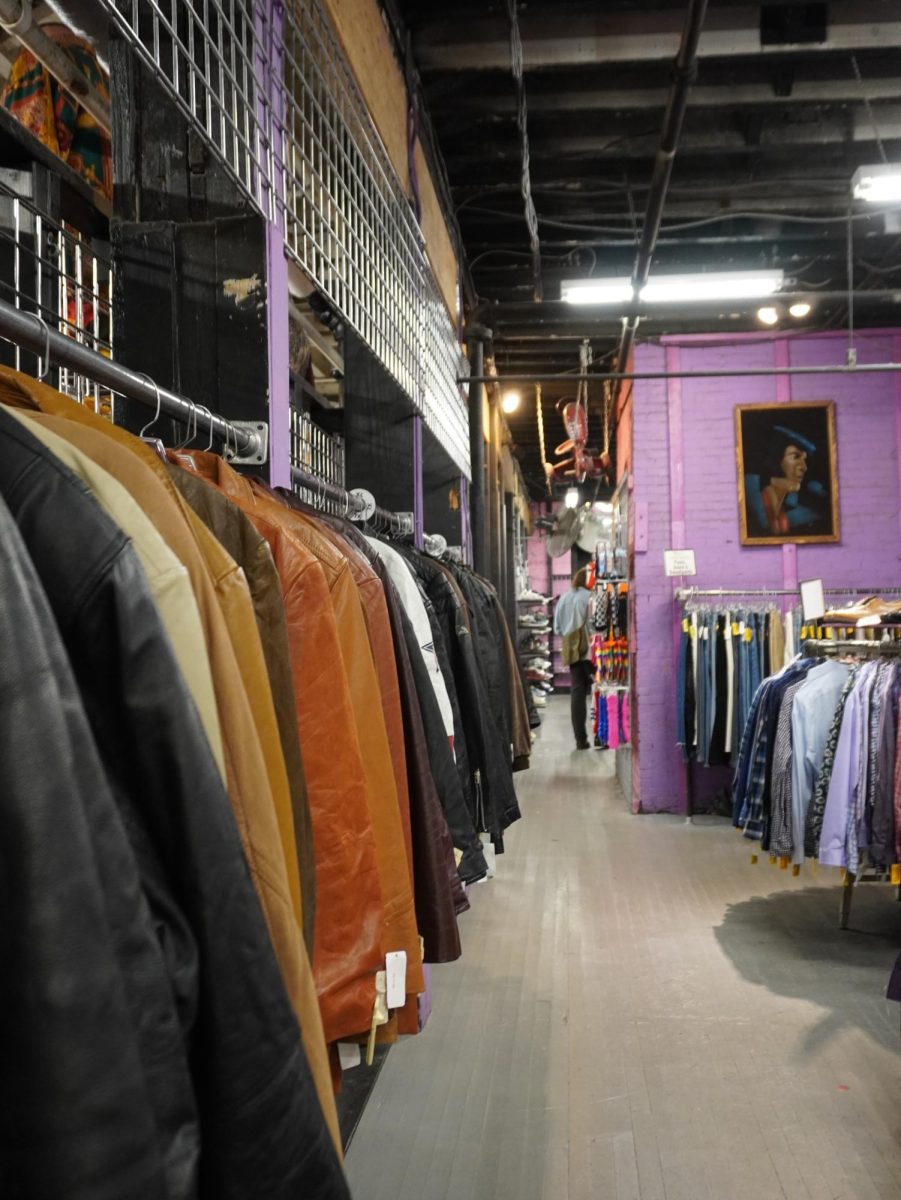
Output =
[
  {"x1": 675, "y1": 586, "x2": 901, "y2": 600},
  {"x1": 802, "y1": 638, "x2": 901, "y2": 657},
  {"x1": 288, "y1": 464, "x2": 413, "y2": 535},
  {"x1": 461, "y1": 363, "x2": 901, "y2": 385},
  {"x1": 0, "y1": 298, "x2": 268, "y2": 463}
]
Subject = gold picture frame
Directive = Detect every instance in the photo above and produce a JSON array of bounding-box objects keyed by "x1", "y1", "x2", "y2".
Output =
[{"x1": 735, "y1": 401, "x2": 840, "y2": 546}]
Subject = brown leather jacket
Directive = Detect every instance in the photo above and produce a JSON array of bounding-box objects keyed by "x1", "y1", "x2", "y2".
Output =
[
  {"x1": 0, "y1": 371, "x2": 341, "y2": 1156},
  {"x1": 168, "y1": 452, "x2": 389, "y2": 1045},
  {"x1": 246, "y1": 480, "x2": 425, "y2": 1004},
  {"x1": 263, "y1": 493, "x2": 428, "y2": 1038}
]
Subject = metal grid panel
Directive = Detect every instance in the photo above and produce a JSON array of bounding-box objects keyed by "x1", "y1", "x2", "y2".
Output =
[
  {"x1": 101, "y1": 0, "x2": 470, "y2": 476},
  {"x1": 107, "y1": 0, "x2": 265, "y2": 210},
  {"x1": 290, "y1": 404, "x2": 346, "y2": 513},
  {"x1": 0, "y1": 173, "x2": 114, "y2": 414}
]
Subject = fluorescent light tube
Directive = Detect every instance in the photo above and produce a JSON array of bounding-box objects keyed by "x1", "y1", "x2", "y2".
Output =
[
  {"x1": 640, "y1": 270, "x2": 784, "y2": 303},
  {"x1": 561, "y1": 270, "x2": 783, "y2": 305},
  {"x1": 852, "y1": 165, "x2": 901, "y2": 203},
  {"x1": 561, "y1": 278, "x2": 633, "y2": 305}
]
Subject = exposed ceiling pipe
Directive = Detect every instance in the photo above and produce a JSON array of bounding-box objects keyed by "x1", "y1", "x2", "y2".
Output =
[
  {"x1": 0, "y1": 0, "x2": 111, "y2": 131},
  {"x1": 613, "y1": 0, "x2": 708, "y2": 391},
  {"x1": 461, "y1": 363, "x2": 901, "y2": 384}
]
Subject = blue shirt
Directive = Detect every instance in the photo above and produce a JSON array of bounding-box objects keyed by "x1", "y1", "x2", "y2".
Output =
[
  {"x1": 789, "y1": 660, "x2": 850, "y2": 865},
  {"x1": 554, "y1": 587, "x2": 591, "y2": 637}
]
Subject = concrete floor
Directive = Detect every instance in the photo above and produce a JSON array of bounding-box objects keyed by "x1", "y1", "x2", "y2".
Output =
[{"x1": 345, "y1": 697, "x2": 901, "y2": 1200}]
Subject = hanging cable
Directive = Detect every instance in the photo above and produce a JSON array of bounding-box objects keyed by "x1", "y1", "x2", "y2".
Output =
[
  {"x1": 851, "y1": 53, "x2": 888, "y2": 166},
  {"x1": 505, "y1": 0, "x2": 542, "y2": 302},
  {"x1": 536, "y1": 382, "x2": 551, "y2": 493}
]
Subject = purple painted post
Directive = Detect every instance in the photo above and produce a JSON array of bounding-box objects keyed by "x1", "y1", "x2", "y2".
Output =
[
  {"x1": 267, "y1": 224, "x2": 291, "y2": 487},
  {"x1": 895, "y1": 335, "x2": 901, "y2": 547},
  {"x1": 255, "y1": 0, "x2": 290, "y2": 486},
  {"x1": 666, "y1": 345, "x2": 688, "y2": 812},
  {"x1": 413, "y1": 413, "x2": 424, "y2": 548},
  {"x1": 666, "y1": 345, "x2": 685, "y2": 549},
  {"x1": 775, "y1": 338, "x2": 799, "y2": 591}
]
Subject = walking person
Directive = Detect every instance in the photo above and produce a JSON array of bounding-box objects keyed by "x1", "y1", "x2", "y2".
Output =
[{"x1": 554, "y1": 566, "x2": 594, "y2": 750}]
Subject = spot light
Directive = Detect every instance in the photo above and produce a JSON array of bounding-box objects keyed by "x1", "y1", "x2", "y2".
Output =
[
  {"x1": 789, "y1": 302, "x2": 812, "y2": 319},
  {"x1": 501, "y1": 389, "x2": 521, "y2": 414},
  {"x1": 757, "y1": 305, "x2": 780, "y2": 326},
  {"x1": 564, "y1": 488, "x2": 579, "y2": 508}
]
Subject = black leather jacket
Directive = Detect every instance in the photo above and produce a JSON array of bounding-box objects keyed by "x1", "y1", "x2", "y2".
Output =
[
  {"x1": 422, "y1": 558, "x2": 522, "y2": 849},
  {"x1": 0, "y1": 412, "x2": 349, "y2": 1200}
]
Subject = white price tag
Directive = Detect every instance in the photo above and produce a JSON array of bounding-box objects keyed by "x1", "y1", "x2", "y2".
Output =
[
  {"x1": 338, "y1": 1042, "x2": 362, "y2": 1070},
  {"x1": 481, "y1": 837, "x2": 497, "y2": 878},
  {"x1": 385, "y1": 951, "x2": 407, "y2": 1009}
]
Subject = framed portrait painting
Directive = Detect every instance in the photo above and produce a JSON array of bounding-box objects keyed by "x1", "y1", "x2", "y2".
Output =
[{"x1": 735, "y1": 401, "x2": 839, "y2": 545}]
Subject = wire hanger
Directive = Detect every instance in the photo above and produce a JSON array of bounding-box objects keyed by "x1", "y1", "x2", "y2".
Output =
[
  {"x1": 175, "y1": 400, "x2": 199, "y2": 450},
  {"x1": 138, "y1": 374, "x2": 163, "y2": 438},
  {"x1": 30, "y1": 312, "x2": 51, "y2": 380}
]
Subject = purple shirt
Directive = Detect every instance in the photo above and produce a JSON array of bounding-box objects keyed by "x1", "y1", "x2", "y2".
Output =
[{"x1": 819, "y1": 677, "x2": 863, "y2": 868}]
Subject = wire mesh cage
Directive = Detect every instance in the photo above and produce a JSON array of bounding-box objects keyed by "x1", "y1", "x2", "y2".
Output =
[
  {"x1": 102, "y1": 0, "x2": 470, "y2": 476},
  {"x1": 289, "y1": 403, "x2": 346, "y2": 513},
  {"x1": 0, "y1": 170, "x2": 114, "y2": 415}
]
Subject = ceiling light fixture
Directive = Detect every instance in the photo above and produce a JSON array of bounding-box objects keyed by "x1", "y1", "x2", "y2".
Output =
[
  {"x1": 501, "y1": 389, "x2": 521, "y2": 413},
  {"x1": 789, "y1": 302, "x2": 812, "y2": 319},
  {"x1": 561, "y1": 270, "x2": 784, "y2": 306},
  {"x1": 560, "y1": 279, "x2": 634, "y2": 305},
  {"x1": 564, "y1": 487, "x2": 579, "y2": 508},
  {"x1": 757, "y1": 305, "x2": 779, "y2": 326},
  {"x1": 852, "y1": 165, "x2": 901, "y2": 203}
]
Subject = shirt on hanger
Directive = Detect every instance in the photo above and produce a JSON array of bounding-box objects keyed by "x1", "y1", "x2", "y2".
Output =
[{"x1": 789, "y1": 659, "x2": 850, "y2": 865}]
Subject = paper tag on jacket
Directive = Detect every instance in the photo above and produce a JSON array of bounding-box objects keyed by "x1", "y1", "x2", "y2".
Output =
[
  {"x1": 481, "y1": 837, "x2": 497, "y2": 878},
  {"x1": 386, "y1": 951, "x2": 407, "y2": 1009},
  {"x1": 338, "y1": 1042, "x2": 362, "y2": 1071}
]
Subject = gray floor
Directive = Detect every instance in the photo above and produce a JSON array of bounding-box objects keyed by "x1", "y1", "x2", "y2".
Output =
[{"x1": 345, "y1": 697, "x2": 901, "y2": 1200}]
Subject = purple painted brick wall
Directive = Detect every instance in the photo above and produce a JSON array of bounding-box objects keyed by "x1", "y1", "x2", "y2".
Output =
[{"x1": 632, "y1": 330, "x2": 901, "y2": 813}]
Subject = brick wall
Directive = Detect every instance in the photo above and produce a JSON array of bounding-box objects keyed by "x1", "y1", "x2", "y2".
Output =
[{"x1": 632, "y1": 330, "x2": 901, "y2": 813}]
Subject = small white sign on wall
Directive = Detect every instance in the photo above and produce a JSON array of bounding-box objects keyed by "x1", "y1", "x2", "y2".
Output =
[
  {"x1": 664, "y1": 549, "x2": 697, "y2": 577},
  {"x1": 800, "y1": 578, "x2": 826, "y2": 622}
]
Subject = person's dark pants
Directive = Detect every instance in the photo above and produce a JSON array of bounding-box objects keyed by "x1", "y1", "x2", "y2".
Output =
[{"x1": 570, "y1": 659, "x2": 593, "y2": 747}]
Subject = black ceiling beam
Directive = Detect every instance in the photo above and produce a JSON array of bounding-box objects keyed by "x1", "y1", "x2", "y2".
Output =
[
  {"x1": 421, "y1": 71, "x2": 901, "y2": 119},
  {"x1": 410, "y1": 3, "x2": 901, "y2": 71}
]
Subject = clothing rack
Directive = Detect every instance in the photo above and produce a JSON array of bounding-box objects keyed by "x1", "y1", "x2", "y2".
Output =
[
  {"x1": 0, "y1": 296, "x2": 425, "y2": 544},
  {"x1": 799, "y1": 636, "x2": 901, "y2": 928},
  {"x1": 676, "y1": 586, "x2": 901, "y2": 601},
  {"x1": 0, "y1": 296, "x2": 268, "y2": 464},
  {"x1": 288, "y1": 465, "x2": 414, "y2": 536}
]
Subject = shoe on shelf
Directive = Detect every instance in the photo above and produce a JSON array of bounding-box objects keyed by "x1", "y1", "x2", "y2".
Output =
[{"x1": 518, "y1": 590, "x2": 551, "y2": 603}]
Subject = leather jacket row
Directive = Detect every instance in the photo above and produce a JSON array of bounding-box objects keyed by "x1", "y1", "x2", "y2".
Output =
[{"x1": 0, "y1": 363, "x2": 531, "y2": 1199}]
